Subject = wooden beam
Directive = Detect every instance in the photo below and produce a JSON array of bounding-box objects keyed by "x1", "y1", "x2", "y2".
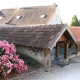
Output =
[
  {"x1": 57, "y1": 41, "x2": 66, "y2": 43},
  {"x1": 55, "y1": 43, "x2": 58, "y2": 58},
  {"x1": 64, "y1": 41, "x2": 68, "y2": 59},
  {"x1": 76, "y1": 44, "x2": 78, "y2": 55},
  {"x1": 44, "y1": 49, "x2": 51, "y2": 68}
]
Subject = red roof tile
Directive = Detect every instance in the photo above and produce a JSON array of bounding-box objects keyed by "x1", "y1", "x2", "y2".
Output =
[{"x1": 70, "y1": 27, "x2": 80, "y2": 42}]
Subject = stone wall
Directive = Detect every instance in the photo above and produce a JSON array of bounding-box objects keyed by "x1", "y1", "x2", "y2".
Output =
[{"x1": 16, "y1": 46, "x2": 45, "y2": 64}]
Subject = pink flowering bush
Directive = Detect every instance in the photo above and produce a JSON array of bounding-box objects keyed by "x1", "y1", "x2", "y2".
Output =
[{"x1": 0, "y1": 40, "x2": 28, "y2": 77}]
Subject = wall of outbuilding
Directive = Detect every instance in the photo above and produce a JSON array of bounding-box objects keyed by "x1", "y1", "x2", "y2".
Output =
[
  {"x1": 16, "y1": 46, "x2": 44, "y2": 63},
  {"x1": 16, "y1": 45, "x2": 51, "y2": 67}
]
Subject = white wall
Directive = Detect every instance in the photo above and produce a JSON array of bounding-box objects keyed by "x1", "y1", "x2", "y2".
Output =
[{"x1": 48, "y1": 6, "x2": 62, "y2": 25}]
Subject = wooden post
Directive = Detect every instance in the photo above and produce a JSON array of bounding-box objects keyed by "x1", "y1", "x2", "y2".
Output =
[
  {"x1": 64, "y1": 41, "x2": 68, "y2": 59},
  {"x1": 44, "y1": 49, "x2": 51, "y2": 68},
  {"x1": 76, "y1": 44, "x2": 78, "y2": 56},
  {"x1": 55, "y1": 43, "x2": 58, "y2": 58}
]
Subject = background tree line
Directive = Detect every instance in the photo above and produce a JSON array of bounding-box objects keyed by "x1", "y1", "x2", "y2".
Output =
[{"x1": 70, "y1": 15, "x2": 80, "y2": 26}]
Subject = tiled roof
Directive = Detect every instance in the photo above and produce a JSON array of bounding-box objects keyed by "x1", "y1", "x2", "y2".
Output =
[
  {"x1": 0, "y1": 11, "x2": 5, "y2": 17},
  {"x1": 70, "y1": 27, "x2": 80, "y2": 42},
  {"x1": 0, "y1": 9, "x2": 17, "y2": 24},
  {"x1": 0, "y1": 5, "x2": 56, "y2": 26},
  {"x1": 0, "y1": 24, "x2": 74, "y2": 49}
]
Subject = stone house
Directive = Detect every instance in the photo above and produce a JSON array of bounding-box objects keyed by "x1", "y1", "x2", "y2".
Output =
[
  {"x1": 0, "y1": 3, "x2": 62, "y2": 26},
  {"x1": 0, "y1": 24, "x2": 77, "y2": 67}
]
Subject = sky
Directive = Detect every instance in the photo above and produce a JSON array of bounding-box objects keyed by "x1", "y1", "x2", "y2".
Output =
[{"x1": 0, "y1": 0, "x2": 80, "y2": 24}]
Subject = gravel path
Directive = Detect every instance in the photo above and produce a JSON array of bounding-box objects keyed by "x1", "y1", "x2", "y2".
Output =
[{"x1": 8, "y1": 56, "x2": 80, "y2": 80}]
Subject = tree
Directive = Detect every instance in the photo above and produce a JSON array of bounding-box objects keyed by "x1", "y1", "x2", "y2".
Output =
[
  {"x1": 70, "y1": 15, "x2": 79, "y2": 26},
  {"x1": 78, "y1": 19, "x2": 80, "y2": 26}
]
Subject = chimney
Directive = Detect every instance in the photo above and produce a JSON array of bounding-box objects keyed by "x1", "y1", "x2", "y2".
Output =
[{"x1": 53, "y1": 3, "x2": 57, "y2": 7}]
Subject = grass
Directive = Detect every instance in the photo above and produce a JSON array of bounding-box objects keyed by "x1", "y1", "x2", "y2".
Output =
[{"x1": 17, "y1": 52, "x2": 43, "y2": 68}]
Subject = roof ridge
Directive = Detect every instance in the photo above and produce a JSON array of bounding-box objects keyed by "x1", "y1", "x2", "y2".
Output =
[
  {"x1": 20, "y1": 5, "x2": 55, "y2": 9},
  {"x1": 2, "y1": 24, "x2": 66, "y2": 28}
]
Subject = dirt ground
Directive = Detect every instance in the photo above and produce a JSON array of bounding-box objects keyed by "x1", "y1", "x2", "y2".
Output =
[
  {"x1": 7, "y1": 56, "x2": 80, "y2": 80},
  {"x1": 1, "y1": 56, "x2": 80, "y2": 80}
]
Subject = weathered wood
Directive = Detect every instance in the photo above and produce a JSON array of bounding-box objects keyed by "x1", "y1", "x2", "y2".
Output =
[
  {"x1": 44, "y1": 48, "x2": 50, "y2": 56},
  {"x1": 55, "y1": 43, "x2": 58, "y2": 58},
  {"x1": 76, "y1": 44, "x2": 78, "y2": 55},
  {"x1": 57, "y1": 41, "x2": 66, "y2": 43},
  {"x1": 59, "y1": 34, "x2": 67, "y2": 41},
  {"x1": 44, "y1": 49, "x2": 51, "y2": 67},
  {"x1": 64, "y1": 41, "x2": 68, "y2": 59}
]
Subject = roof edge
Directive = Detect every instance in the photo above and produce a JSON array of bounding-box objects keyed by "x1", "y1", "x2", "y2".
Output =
[
  {"x1": 48, "y1": 24, "x2": 77, "y2": 50},
  {"x1": 66, "y1": 26, "x2": 77, "y2": 43},
  {"x1": 48, "y1": 24, "x2": 67, "y2": 50}
]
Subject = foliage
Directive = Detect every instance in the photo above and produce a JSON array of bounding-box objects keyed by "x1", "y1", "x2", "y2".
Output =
[
  {"x1": 17, "y1": 52, "x2": 42, "y2": 68},
  {"x1": 78, "y1": 19, "x2": 80, "y2": 26},
  {"x1": 70, "y1": 15, "x2": 79, "y2": 26},
  {"x1": 0, "y1": 40, "x2": 28, "y2": 77}
]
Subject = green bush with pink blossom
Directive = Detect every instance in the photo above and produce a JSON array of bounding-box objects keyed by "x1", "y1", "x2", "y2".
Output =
[{"x1": 0, "y1": 40, "x2": 28, "y2": 77}]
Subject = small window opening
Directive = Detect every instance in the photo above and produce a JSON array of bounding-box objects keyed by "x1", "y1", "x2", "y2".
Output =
[
  {"x1": 16, "y1": 16, "x2": 22, "y2": 19},
  {"x1": 40, "y1": 15, "x2": 47, "y2": 18}
]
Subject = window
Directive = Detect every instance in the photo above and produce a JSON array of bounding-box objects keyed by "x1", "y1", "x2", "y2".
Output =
[
  {"x1": 40, "y1": 15, "x2": 47, "y2": 18},
  {"x1": 16, "y1": 16, "x2": 22, "y2": 19}
]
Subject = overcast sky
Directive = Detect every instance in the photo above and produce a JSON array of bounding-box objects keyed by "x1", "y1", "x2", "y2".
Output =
[{"x1": 0, "y1": 0, "x2": 80, "y2": 24}]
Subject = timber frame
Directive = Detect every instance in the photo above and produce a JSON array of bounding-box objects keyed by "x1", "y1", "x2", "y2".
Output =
[
  {"x1": 55, "y1": 41, "x2": 69, "y2": 60},
  {"x1": 0, "y1": 24, "x2": 78, "y2": 68}
]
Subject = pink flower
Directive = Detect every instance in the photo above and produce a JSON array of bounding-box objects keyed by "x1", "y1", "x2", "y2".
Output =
[
  {"x1": 1, "y1": 55, "x2": 7, "y2": 61},
  {"x1": 0, "y1": 40, "x2": 28, "y2": 77},
  {"x1": 7, "y1": 69, "x2": 11, "y2": 74},
  {"x1": 15, "y1": 55, "x2": 19, "y2": 59},
  {"x1": 5, "y1": 50, "x2": 10, "y2": 54},
  {"x1": 24, "y1": 65, "x2": 28, "y2": 70},
  {"x1": 9, "y1": 54, "x2": 13, "y2": 60},
  {"x1": 3, "y1": 40, "x2": 8, "y2": 44}
]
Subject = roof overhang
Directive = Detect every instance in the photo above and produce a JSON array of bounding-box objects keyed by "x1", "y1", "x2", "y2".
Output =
[{"x1": 48, "y1": 24, "x2": 77, "y2": 50}]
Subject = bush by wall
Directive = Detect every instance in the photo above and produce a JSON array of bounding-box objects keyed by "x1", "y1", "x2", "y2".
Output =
[{"x1": 0, "y1": 40, "x2": 28, "y2": 77}]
